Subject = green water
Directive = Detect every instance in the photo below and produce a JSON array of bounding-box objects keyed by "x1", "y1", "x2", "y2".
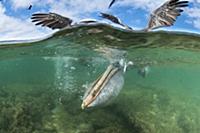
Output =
[{"x1": 0, "y1": 24, "x2": 200, "y2": 133}]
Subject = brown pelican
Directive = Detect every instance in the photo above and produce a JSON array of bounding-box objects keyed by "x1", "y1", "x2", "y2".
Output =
[
  {"x1": 31, "y1": 13, "x2": 73, "y2": 30},
  {"x1": 31, "y1": 13, "x2": 99, "y2": 29},
  {"x1": 108, "y1": 0, "x2": 189, "y2": 31},
  {"x1": 31, "y1": 0, "x2": 188, "y2": 31},
  {"x1": 81, "y1": 59, "x2": 133, "y2": 109},
  {"x1": 100, "y1": 12, "x2": 133, "y2": 30},
  {"x1": 109, "y1": 0, "x2": 116, "y2": 8},
  {"x1": 28, "y1": 5, "x2": 32, "y2": 10}
]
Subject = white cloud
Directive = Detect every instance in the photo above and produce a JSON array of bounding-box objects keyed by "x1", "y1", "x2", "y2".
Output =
[
  {"x1": 0, "y1": 3, "x2": 51, "y2": 41},
  {"x1": 49, "y1": 0, "x2": 109, "y2": 21},
  {"x1": 48, "y1": 0, "x2": 200, "y2": 31},
  {"x1": 0, "y1": 2, "x2": 5, "y2": 13},
  {"x1": 10, "y1": 0, "x2": 54, "y2": 9},
  {"x1": 10, "y1": 0, "x2": 33, "y2": 9},
  {"x1": 117, "y1": 0, "x2": 166, "y2": 11},
  {"x1": 0, "y1": 0, "x2": 200, "y2": 41},
  {"x1": 10, "y1": 0, "x2": 110, "y2": 20},
  {"x1": 185, "y1": 0, "x2": 200, "y2": 29},
  {"x1": 0, "y1": 0, "x2": 111, "y2": 41}
]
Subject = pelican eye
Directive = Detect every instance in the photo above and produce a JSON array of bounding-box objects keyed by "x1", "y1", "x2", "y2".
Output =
[{"x1": 112, "y1": 62, "x2": 120, "y2": 68}]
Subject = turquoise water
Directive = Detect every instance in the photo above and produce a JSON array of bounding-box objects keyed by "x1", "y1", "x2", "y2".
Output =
[{"x1": 0, "y1": 24, "x2": 200, "y2": 133}]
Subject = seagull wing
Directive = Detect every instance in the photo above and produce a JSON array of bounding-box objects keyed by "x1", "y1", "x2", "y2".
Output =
[
  {"x1": 31, "y1": 12, "x2": 73, "y2": 30},
  {"x1": 109, "y1": 0, "x2": 116, "y2": 8},
  {"x1": 147, "y1": 0, "x2": 189, "y2": 31}
]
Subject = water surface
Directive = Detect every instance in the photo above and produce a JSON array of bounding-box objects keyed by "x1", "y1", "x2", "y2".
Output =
[{"x1": 0, "y1": 24, "x2": 200, "y2": 133}]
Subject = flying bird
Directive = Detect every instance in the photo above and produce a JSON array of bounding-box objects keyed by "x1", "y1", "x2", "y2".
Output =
[
  {"x1": 28, "y1": 5, "x2": 32, "y2": 10},
  {"x1": 108, "y1": 0, "x2": 116, "y2": 8},
  {"x1": 31, "y1": 0, "x2": 188, "y2": 31},
  {"x1": 100, "y1": 12, "x2": 133, "y2": 30},
  {"x1": 108, "y1": 0, "x2": 189, "y2": 31},
  {"x1": 31, "y1": 13, "x2": 73, "y2": 30},
  {"x1": 31, "y1": 13, "x2": 100, "y2": 29},
  {"x1": 145, "y1": 0, "x2": 189, "y2": 31}
]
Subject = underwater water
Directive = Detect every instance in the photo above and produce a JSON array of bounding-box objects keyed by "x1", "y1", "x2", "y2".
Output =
[{"x1": 0, "y1": 24, "x2": 200, "y2": 133}]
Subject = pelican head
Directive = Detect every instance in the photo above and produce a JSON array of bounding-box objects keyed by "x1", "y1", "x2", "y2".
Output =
[{"x1": 119, "y1": 59, "x2": 134, "y2": 73}]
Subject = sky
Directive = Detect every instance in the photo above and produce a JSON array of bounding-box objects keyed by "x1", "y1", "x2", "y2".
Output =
[{"x1": 0, "y1": 0, "x2": 200, "y2": 41}]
